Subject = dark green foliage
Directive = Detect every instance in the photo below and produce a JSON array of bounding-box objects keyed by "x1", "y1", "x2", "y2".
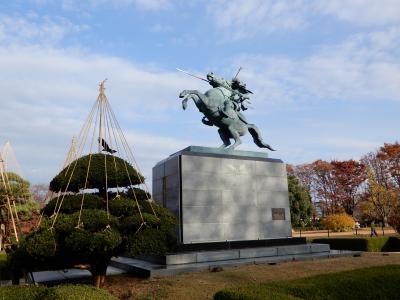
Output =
[
  {"x1": 49, "y1": 154, "x2": 144, "y2": 192},
  {"x1": 214, "y1": 265, "x2": 400, "y2": 300},
  {"x1": 66, "y1": 228, "x2": 121, "y2": 257},
  {"x1": 74, "y1": 209, "x2": 117, "y2": 232},
  {"x1": 0, "y1": 172, "x2": 32, "y2": 200},
  {"x1": 21, "y1": 229, "x2": 57, "y2": 259},
  {"x1": 50, "y1": 209, "x2": 118, "y2": 234},
  {"x1": 312, "y1": 236, "x2": 400, "y2": 252},
  {"x1": 123, "y1": 202, "x2": 177, "y2": 256},
  {"x1": 10, "y1": 154, "x2": 176, "y2": 286},
  {"x1": 288, "y1": 175, "x2": 312, "y2": 227},
  {"x1": 0, "y1": 284, "x2": 117, "y2": 300},
  {"x1": 15, "y1": 201, "x2": 40, "y2": 221},
  {"x1": 42, "y1": 194, "x2": 105, "y2": 216},
  {"x1": 119, "y1": 213, "x2": 160, "y2": 234},
  {"x1": 8, "y1": 209, "x2": 120, "y2": 275},
  {"x1": 108, "y1": 196, "x2": 138, "y2": 217},
  {"x1": 128, "y1": 228, "x2": 171, "y2": 256},
  {"x1": 6, "y1": 228, "x2": 63, "y2": 277},
  {"x1": 109, "y1": 187, "x2": 151, "y2": 201}
]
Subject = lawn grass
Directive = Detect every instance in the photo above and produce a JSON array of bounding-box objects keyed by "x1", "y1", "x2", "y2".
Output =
[
  {"x1": 214, "y1": 265, "x2": 400, "y2": 300},
  {"x1": 0, "y1": 284, "x2": 118, "y2": 300},
  {"x1": 103, "y1": 252, "x2": 400, "y2": 300}
]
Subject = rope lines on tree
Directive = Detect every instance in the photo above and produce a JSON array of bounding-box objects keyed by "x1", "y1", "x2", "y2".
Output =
[
  {"x1": 48, "y1": 79, "x2": 156, "y2": 232},
  {"x1": 0, "y1": 150, "x2": 20, "y2": 244}
]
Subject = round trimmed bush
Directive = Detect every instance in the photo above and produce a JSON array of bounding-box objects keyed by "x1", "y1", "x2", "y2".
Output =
[
  {"x1": 43, "y1": 194, "x2": 105, "y2": 216},
  {"x1": 321, "y1": 213, "x2": 355, "y2": 232},
  {"x1": 49, "y1": 154, "x2": 144, "y2": 192}
]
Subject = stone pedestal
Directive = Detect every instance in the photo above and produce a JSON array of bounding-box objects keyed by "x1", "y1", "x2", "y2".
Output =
[{"x1": 152, "y1": 146, "x2": 292, "y2": 244}]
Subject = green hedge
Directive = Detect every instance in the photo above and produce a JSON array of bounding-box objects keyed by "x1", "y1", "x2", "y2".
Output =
[
  {"x1": 0, "y1": 284, "x2": 117, "y2": 300},
  {"x1": 214, "y1": 265, "x2": 400, "y2": 300},
  {"x1": 312, "y1": 236, "x2": 400, "y2": 252}
]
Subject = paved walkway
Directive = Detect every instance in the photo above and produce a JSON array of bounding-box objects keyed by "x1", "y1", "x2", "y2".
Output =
[
  {"x1": 31, "y1": 266, "x2": 125, "y2": 284},
  {"x1": 292, "y1": 228, "x2": 396, "y2": 238},
  {"x1": 0, "y1": 266, "x2": 126, "y2": 286}
]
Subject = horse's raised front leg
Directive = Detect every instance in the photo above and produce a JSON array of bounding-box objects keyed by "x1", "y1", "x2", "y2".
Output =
[
  {"x1": 179, "y1": 90, "x2": 190, "y2": 98},
  {"x1": 182, "y1": 98, "x2": 188, "y2": 110},
  {"x1": 180, "y1": 90, "x2": 194, "y2": 110},
  {"x1": 181, "y1": 90, "x2": 208, "y2": 106}
]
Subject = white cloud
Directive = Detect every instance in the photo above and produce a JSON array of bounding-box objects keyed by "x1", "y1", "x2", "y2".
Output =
[
  {"x1": 208, "y1": 0, "x2": 400, "y2": 40},
  {"x1": 0, "y1": 39, "x2": 202, "y2": 185},
  {"x1": 150, "y1": 23, "x2": 173, "y2": 33},
  {"x1": 61, "y1": 0, "x2": 170, "y2": 11},
  {"x1": 208, "y1": 0, "x2": 307, "y2": 40},
  {"x1": 132, "y1": 0, "x2": 170, "y2": 10},
  {"x1": 0, "y1": 14, "x2": 88, "y2": 46},
  {"x1": 314, "y1": 0, "x2": 400, "y2": 26},
  {"x1": 233, "y1": 27, "x2": 400, "y2": 109}
]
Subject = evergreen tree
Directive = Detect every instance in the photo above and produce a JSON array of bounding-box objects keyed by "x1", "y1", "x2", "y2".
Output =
[
  {"x1": 9, "y1": 154, "x2": 176, "y2": 287},
  {"x1": 288, "y1": 175, "x2": 313, "y2": 227}
]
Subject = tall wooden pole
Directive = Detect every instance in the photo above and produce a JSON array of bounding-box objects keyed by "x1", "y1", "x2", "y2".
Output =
[{"x1": 0, "y1": 154, "x2": 18, "y2": 243}]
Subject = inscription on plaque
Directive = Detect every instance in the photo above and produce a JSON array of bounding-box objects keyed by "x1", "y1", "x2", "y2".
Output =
[{"x1": 272, "y1": 208, "x2": 285, "y2": 220}]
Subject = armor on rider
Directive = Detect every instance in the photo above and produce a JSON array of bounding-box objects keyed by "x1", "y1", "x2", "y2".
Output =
[{"x1": 204, "y1": 72, "x2": 249, "y2": 125}]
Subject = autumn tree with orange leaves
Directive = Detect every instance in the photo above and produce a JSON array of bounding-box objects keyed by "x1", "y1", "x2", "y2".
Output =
[
  {"x1": 330, "y1": 160, "x2": 366, "y2": 216},
  {"x1": 289, "y1": 142, "x2": 400, "y2": 233}
]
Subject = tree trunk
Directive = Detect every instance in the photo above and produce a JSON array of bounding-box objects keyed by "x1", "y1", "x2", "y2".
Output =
[
  {"x1": 94, "y1": 274, "x2": 102, "y2": 288},
  {"x1": 90, "y1": 261, "x2": 109, "y2": 288},
  {"x1": 11, "y1": 275, "x2": 20, "y2": 285}
]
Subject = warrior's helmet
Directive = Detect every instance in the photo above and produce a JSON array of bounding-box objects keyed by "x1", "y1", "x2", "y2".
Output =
[{"x1": 231, "y1": 77, "x2": 246, "y2": 89}]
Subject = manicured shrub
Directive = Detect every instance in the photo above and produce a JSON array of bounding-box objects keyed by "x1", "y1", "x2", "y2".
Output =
[
  {"x1": 214, "y1": 265, "x2": 400, "y2": 300},
  {"x1": 321, "y1": 213, "x2": 355, "y2": 232},
  {"x1": 108, "y1": 196, "x2": 138, "y2": 217},
  {"x1": 49, "y1": 154, "x2": 144, "y2": 193},
  {"x1": 43, "y1": 195, "x2": 105, "y2": 216},
  {"x1": 128, "y1": 227, "x2": 171, "y2": 256}
]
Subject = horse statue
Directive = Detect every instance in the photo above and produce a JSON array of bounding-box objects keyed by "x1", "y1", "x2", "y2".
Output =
[{"x1": 179, "y1": 73, "x2": 275, "y2": 151}]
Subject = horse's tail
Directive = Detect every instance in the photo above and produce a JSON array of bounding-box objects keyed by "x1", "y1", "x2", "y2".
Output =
[{"x1": 247, "y1": 124, "x2": 276, "y2": 151}]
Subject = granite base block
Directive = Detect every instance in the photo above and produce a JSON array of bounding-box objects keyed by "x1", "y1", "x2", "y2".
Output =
[{"x1": 153, "y1": 146, "x2": 293, "y2": 244}]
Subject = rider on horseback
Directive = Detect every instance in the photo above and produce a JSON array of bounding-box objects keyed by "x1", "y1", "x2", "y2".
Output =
[
  {"x1": 204, "y1": 72, "x2": 249, "y2": 125},
  {"x1": 178, "y1": 70, "x2": 275, "y2": 151}
]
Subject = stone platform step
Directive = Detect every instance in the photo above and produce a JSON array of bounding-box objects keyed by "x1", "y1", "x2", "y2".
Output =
[
  {"x1": 163, "y1": 243, "x2": 330, "y2": 265},
  {"x1": 29, "y1": 266, "x2": 125, "y2": 284},
  {"x1": 110, "y1": 244, "x2": 361, "y2": 278}
]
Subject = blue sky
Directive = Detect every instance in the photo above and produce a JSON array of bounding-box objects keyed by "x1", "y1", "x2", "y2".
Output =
[{"x1": 0, "y1": 0, "x2": 399, "y2": 185}]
